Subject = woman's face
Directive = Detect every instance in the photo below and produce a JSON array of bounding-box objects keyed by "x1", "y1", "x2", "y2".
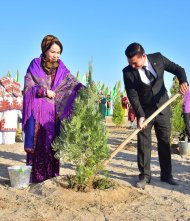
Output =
[{"x1": 45, "y1": 43, "x2": 61, "y2": 62}]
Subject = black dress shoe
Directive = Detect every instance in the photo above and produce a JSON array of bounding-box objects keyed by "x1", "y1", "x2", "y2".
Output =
[
  {"x1": 161, "y1": 177, "x2": 178, "y2": 185},
  {"x1": 136, "y1": 179, "x2": 150, "y2": 189}
]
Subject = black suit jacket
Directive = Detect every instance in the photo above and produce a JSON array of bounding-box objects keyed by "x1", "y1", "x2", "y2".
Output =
[{"x1": 123, "y1": 52, "x2": 188, "y2": 118}]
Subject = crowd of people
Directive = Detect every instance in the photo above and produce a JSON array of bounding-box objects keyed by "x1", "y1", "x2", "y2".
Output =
[{"x1": 98, "y1": 90, "x2": 137, "y2": 129}]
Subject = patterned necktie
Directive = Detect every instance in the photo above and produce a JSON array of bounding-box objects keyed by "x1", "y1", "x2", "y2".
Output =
[{"x1": 142, "y1": 66, "x2": 155, "y2": 85}]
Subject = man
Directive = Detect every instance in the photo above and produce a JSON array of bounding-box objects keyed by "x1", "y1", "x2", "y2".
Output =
[{"x1": 123, "y1": 43, "x2": 188, "y2": 189}]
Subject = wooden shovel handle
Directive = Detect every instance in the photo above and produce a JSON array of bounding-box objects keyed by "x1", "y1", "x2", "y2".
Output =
[{"x1": 103, "y1": 93, "x2": 181, "y2": 166}]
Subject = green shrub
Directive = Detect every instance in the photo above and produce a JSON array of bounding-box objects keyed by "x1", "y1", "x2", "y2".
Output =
[
  {"x1": 112, "y1": 93, "x2": 124, "y2": 126},
  {"x1": 170, "y1": 77, "x2": 185, "y2": 141},
  {"x1": 53, "y1": 85, "x2": 110, "y2": 190}
]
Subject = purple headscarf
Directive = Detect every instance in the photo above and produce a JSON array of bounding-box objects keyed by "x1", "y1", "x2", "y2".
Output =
[{"x1": 22, "y1": 56, "x2": 83, "y2": 131}]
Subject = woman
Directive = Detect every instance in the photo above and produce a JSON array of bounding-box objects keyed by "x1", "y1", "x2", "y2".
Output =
[
  {"x1": 22, "y1": 35, "x2": 83, "y2": 183},
  {"x1": 98, "y1": 91, "x2": 106, "y2": 120},
  {"x1": 121, "y1": 95, "x2": 128, "y2": 116},
  {"x1": 183, "y1": 90, "x2": 190, "y2": 141},
  {"x1": 106, "y1": 94, "x2": 111, "y2": 116}
]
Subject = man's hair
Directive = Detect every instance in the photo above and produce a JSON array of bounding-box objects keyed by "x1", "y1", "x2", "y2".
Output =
[{"x1": 125, "y1": 42, "x2": 145, "y2": 58}]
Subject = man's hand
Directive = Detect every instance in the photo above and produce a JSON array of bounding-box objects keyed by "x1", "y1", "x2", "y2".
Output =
[
  {"x1": 180, "y1": 82, "x2": 189, "y2": 95},
  {"x1": 138, "y1": 117, "x2": 147, "y2": 129},
  {"x1": 47, "y1": 89, "x2": 56, "y2": 99}
]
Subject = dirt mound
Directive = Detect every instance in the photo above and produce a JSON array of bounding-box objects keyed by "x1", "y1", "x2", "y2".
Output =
[
  {"x1": 1, "y1": 127, "x2": 190, "y2": 220},
  {"x1": 0, "y1": 176, "x2": 146, "y2": 221}
]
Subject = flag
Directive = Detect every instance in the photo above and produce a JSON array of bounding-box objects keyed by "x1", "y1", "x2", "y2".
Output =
[
  {"x1": 7, "y1": 70, "x2": 11, "y2": 77},
  {"x1": 76, "y1": 71, "x2": 80, "y2": 81},
  {"x1": 96, "y1": 81, "x2": 102, "y2": 91},
  {"x1": 15, "y1": 70, "x2": 19, "y2": 82},
  {"x1": 101, "y1": 83, "x2": 105, "y2": 91},
  {"x1": 111, "y1": 83, "x2": 117, "y2": 98},
  {"x1": 104, "y1": 86, "x2": 109, "y2": 96},
  {"x1": 116, "y1": 81, "x2": 121, "y2": 92},
  {"x1": 81, "y1": 72, "x2": 88, "y2": 85}
]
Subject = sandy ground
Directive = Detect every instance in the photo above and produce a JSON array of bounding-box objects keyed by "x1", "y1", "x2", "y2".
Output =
[{"x1": 0, "y1": 117, "x2": 190, "y2": 221}]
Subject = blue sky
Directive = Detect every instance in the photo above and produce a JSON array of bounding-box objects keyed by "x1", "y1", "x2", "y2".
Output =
[{"x1": 0, "y1": 0, "x2": 190, "y2": 92}]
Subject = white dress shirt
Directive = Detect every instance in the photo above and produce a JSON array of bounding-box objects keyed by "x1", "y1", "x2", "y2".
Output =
[{"x1": 138, "y1": 57, "x2": 157, "y2": 85}]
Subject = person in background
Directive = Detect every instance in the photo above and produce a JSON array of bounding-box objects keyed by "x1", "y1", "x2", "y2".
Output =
[
  {"x1": 123, "y1": 42, "x2": 188, "y2": 189},
  {"x1": 22, "y1": 35, "x2": 83, "y2": 183},
  {"x1": 106, "y1": 94, "x2": 111, "y2": 116},
  {"x1": 98, "y1": 90, "x2": 106, "y2": 120},
  {"x1": 128, "y1": 104, "x2": 136, "y2": 129},
  {"x1": 183, "y1": 90, "x2": 190, "y2": 141},
  {"x1": 121, "y1": 95, "x2": 129, "y2": 116}
]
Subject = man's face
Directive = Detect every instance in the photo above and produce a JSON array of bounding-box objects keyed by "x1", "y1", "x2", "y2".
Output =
[{"x1": 128, "y1": 54, "x2": 146, "y2": 69}]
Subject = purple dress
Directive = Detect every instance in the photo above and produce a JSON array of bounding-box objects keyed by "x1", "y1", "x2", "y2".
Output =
[
  {"x1": 183, "y1": 90, "x2": 190, "y2": 113},
  {"x1": 183, "y1": 90, "x2": 190, "y2": 141},
  {"x1": 23, "y1": 56, "x2": 82, "y2": 183}
]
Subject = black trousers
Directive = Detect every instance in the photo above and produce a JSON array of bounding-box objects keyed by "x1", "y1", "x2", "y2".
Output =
[{"x1": 137, "y1": 111, "x2": 172, "y2": 181}]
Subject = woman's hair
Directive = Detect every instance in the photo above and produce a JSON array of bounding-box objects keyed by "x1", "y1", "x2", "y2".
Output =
[
  {"x1": 125, "y1": 42, "x2": 145, "y2": 58},
  {"x1": 41, "y1": 35, "x2": 63, "y2": 57}
]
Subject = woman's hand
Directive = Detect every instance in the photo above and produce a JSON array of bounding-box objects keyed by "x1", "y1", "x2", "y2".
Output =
[{"x1": 47, "y1": 89, "x2": 56, "y2": 99}]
